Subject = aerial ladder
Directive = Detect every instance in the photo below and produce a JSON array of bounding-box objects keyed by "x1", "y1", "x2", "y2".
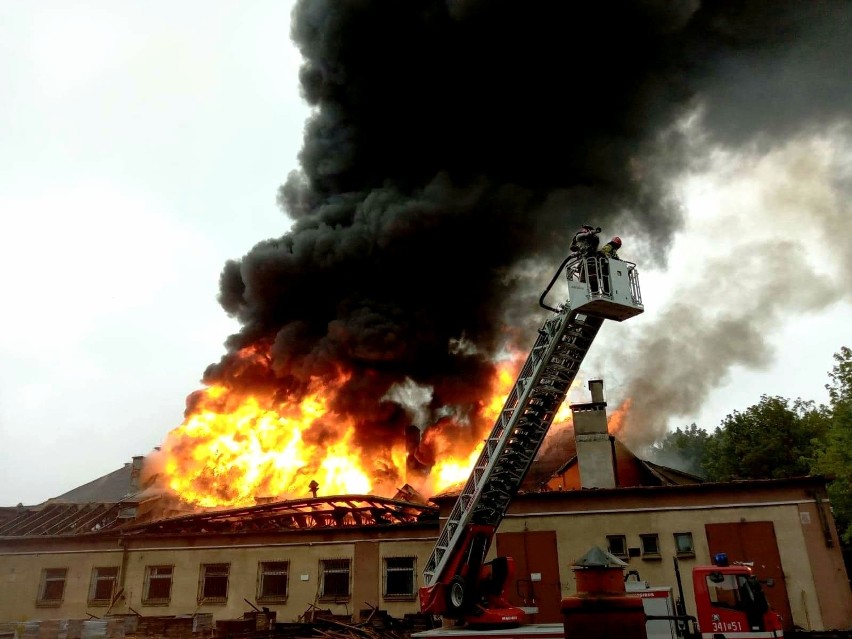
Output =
[{"x1": 418, "y1": 249, "x2": 645, "y2": 628}]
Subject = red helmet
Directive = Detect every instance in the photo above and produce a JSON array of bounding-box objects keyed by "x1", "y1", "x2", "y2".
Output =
[{"x1": 611, "y1": 236, "x2": 622, "y2": 247}]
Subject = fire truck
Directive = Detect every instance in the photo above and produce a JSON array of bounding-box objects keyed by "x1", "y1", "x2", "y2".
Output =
[
  {"x1": 626, "y1": 554, "x2": 786, "y2": 639},
  {"x1": 418, "y1": 250, "x2": 644, "y2": 626},
  {"x1": 415, "y1": 250, "x2": 794, "y2": 638}
]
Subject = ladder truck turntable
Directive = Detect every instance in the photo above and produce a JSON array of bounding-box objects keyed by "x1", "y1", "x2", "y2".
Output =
[{"x1": 418, "y1": 251, "x2": 644, "y2": 628}]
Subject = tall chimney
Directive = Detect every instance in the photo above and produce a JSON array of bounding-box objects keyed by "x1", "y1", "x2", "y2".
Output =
[
  {"x1": 571, "y1": 379, "x2": 617, "y2": 489},
  {"x1": 129, "y1": 456, "x2": 144, "y2": 492}
]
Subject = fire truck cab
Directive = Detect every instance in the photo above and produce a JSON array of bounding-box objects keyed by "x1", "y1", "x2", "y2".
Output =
[
  {"x1": 691, "y1": 554, "x2": 784, "y2": 638},
  {"x1": 621, "y1": 554, "x2": 785, "y2": 639}
]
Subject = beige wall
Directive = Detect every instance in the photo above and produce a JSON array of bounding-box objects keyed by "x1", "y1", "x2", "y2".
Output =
[
  {"x1": 0, "y1": 548, "x2": 125, "y2": 618},
  {"x1": 482, "y1": 481, "x2": 852, "y2": 631},
  {"x1": 497, "y1": 503, "x2": 818, "y2": 626},
  {"x1": 1, "y1": 481, "x2": 849, "y2": 631},
  {"x1": 0, "y1": 536, "x2": 436, "y2": 625}
]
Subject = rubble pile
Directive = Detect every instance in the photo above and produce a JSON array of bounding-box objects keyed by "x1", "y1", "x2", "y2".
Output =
[{"x1": 0, "y1": 609, "x2": 439, "y2": 639}]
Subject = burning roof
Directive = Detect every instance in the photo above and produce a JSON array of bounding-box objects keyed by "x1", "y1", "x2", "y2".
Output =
[
  {"x1": 120, "y1": 495, "x2": 437, "y2": 536},
  {"x1": 0, "y1": 494, "x2": 436, "y2": 539}
]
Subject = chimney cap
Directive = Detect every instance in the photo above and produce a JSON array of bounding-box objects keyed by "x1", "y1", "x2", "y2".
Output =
[
  {"x1": 587, "y1": 379, "x2": 606, "y2": 404},
  {"x1": 573, "y1": 546, "x2": 627, "y2": 568},
  {"x1": 569, "y1": 401, "x2": 607, "y2": 411}
]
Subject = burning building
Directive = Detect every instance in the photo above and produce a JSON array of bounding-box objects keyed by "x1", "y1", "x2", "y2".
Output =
[
  {"x1": 1, "y1": 380, "x2": 850, "y2": 634},
  {"x1": 3, "y1": 0, "x2": 852, "y2": 634}
]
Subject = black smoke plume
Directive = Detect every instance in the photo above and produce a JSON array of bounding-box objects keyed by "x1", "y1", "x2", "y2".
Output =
[{"x1": 204, "y1": 1, "x2": 852, "y2": 469}]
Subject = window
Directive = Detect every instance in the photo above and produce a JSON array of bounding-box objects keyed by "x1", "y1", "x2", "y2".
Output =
[
  {"x1": 706, "y1": 572, "x2": 742, "y2": 609},
  {"x1": 383, "y1": 557, "x2": 416, "y2": 599},
  {"x1": 143, "y1": 565, "x2": 173, "y2": 605},
  {"x1": 674, "y1": 532, "x2": 695, "y2": 556},
  {"x1": 257, "y1": 561, "x2": 289, "y2": 603},
  {"x1": 199, "y1": 563, "x2": 230, "y2": 603},
  {"x1": 606, "y1": 535, "x2": 628, "y2": 558},
  {"x1": 88, "y1": 567, "x2": 119, "y2": 605},
  {"x1": 640, "y1": 534, "x2": 660, "y2": 558},
  {"x1": 319, "y1": 559, "x2": 351, "y2": 600},
  {"x1": 37, "y1": 568, "x2": 67, "y2": 606}
]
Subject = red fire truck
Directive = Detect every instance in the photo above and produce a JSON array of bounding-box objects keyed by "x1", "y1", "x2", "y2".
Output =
[{"x1": 626, "y1": 553, "x2": 785, "y2": 639}]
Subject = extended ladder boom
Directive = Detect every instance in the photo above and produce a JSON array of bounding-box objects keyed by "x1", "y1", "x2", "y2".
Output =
[{"x1": 419, "y1": 255, "x2": 644, "y2": 621}]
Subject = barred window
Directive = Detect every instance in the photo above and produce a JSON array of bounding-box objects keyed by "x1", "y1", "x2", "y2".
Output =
[
  {"x1": 199, "y1": 563, "x2": 230, "y2": 603},
  {"x1": 37, "y1": 568, "x2": 67, "y2": 606},
  {"x1": 383, "y1": 557, "x2": 416, "y2": 599},
  {"x1": 320, "y1": 559, "x2": 351, "y2": 599},
  {"x1": 143, "y1": 565, "x2": 173, "y2": 604},
  {"x1": 88, "y1": 566, "x2": 119, "y2": 605},
  {"x1": 258, "y1": 561, "x2": 289, "y2": 602}
]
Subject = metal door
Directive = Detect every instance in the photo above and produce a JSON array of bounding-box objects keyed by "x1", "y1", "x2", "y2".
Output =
[
  {"x1": 705, "y1": 521, "x2": 794, "y2": 631},
  {"x1": 495, "y1": 530, "x2": 563, "y2": 623}
]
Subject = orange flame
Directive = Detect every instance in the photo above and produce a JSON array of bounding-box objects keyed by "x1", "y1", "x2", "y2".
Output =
[
  {"x1": 153, "y1": 347, "x2": 531, "y2": 507},
  {"x1": 158, "y1": 374, "x2": 384, "y2": 507},
  {"x1": 606, "y1": 397, "x2": 632, "y2": 438},
  {"x1": 153, "y1": 342, "x2": 598, "y2": 508}
]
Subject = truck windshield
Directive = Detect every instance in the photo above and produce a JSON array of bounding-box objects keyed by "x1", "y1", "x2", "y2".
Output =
[
  {"x1": 706, "y1": 573, "x2": 769, "y2": 615},
  {"x1": 706, "y1": 573, "x2": 741, "y2": 609}
]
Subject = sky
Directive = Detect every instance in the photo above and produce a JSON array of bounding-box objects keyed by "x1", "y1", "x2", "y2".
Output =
[{"x1": 1, "y1": 1, "x2": 850, "y2": 506}]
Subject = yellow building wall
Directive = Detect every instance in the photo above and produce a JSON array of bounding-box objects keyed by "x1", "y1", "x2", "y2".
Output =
[
  {"x1": 0, "y1": 538, "x2": 437, "y2": 624},
  {"x1": 497, "y1": 502, "x2": 823, "y2": 630},
  {"x1": 1, "y1": 497, "x2": 847, "y2": 631},
  {"x1": 0, "y1": 548, "x2": 124, "y2": 618}
]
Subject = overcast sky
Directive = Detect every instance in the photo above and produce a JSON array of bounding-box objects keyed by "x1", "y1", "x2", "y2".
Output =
[{"x1": 1, "y1": 1, "x2": 850, "y2": 506}]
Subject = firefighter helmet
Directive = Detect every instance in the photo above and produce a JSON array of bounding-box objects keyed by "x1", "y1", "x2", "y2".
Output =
[{"x1": 611, "y1": 236, "x2": 622, "y2": 247}]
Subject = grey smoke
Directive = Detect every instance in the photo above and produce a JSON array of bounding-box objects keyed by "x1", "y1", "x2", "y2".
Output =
[{"x1": 611, "y1": 134, "x2": 852, "y2": 449}]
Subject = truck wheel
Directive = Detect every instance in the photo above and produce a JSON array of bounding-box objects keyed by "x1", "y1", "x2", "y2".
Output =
[{"x1": 447, "y1": 575, "x2": 467, "y2": 613}]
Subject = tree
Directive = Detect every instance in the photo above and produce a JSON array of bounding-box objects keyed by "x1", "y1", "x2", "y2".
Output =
[
  {"x1": 647, "y1": 423, "x2": 710, "y2": 478},
  {"x1": 809, "y1": 346, "x2": 852, "y2": 543},
  {"x1": 702, "y1": 395, "x2": 828, "y2": 482}
]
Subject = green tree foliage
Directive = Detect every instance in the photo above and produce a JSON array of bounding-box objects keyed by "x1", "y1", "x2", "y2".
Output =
[
  {"x1": 702, "y1": 395, "x2": 828, "y2": 482},
  {"x1": 646, "y1": 347, "x2": 850, "y2": 543},
  {"x1": 647, "y1": 423, "x2": 710, "y2": 478},
  {"x1": 809, "y1": 346, "x2": 852, "y2": 543}
]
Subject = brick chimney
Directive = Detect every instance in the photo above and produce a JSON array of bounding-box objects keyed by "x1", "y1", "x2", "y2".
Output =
[{"x1": 571, "y1": 379, "x2": 617, "y2": 489}]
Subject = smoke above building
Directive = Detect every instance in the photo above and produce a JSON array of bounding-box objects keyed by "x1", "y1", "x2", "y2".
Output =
[{"x1": 151, "y1": 1, "x2": 852, "y2": 500}]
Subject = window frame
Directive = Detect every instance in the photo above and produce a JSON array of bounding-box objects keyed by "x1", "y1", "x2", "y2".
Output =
[
  {"x1": 639, "y1": 533, "x2": 661, "y2": 559},
  {"x1": 198, "y1": 563, "x2": 230, "y2": 604},
  {"x1": 382, "y1": 556, "x2": 416, "y2": 600},
  {"x1": 257, "y1": 561, "x2": 290, "y2": 604},
  {"x1": 605, "y1": 535, "x2": 628, "y2": 559},
  {"x1": 88, "y1": 566, "x2": 120, "y2": 606},
  {"x1": 319, "y1": 558, "x2": 351, "y2": 601},
  {"x1": 674, "y1": 532, "x2": 695, "y2": 557},
  {"x1": 142, "y1": 565, "x2": 174, "y2": 606},
  {"x1": 36, "y1": 567, "x2": 68, "y2": 607}
]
